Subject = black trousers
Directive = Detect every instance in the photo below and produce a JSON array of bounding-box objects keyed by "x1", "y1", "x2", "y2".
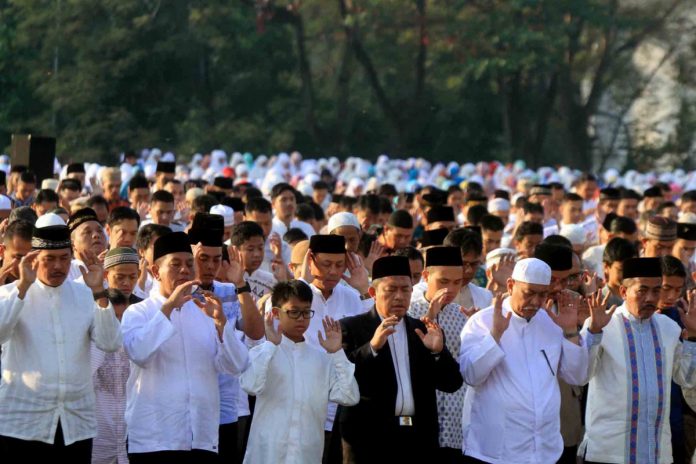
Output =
[
  {"x1": 0, "y1": 421, "x2": 92, "y2": 463},
  {"x1": 128, "y1": 449, "x2": 218, "y2": 464},
  {"x1": 218, "y1": 422, "x2": 239, "y2": 464},
  {"x1": 437, "y1": 447, "x2": 466, "y2": 463}
]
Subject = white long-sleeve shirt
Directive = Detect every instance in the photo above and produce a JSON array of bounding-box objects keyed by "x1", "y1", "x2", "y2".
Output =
[
  {"x1": 121, "y1": 292, "x2": 249, "y2": 454},
  {"x1": 0, "y1": 280, "x2": 122, "y2": 445},
  {"x1": 241, "y1": 337, "x2": 359, "y2": 464},
  {"x1": 458, "y1": 297, "x2": 591, "y2": 464}
]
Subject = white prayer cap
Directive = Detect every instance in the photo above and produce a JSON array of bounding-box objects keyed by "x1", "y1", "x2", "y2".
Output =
[
  {"x1": 328, "y1": 212, "x2": 360, "y2": 233},
  {"x1": 511, "y1": 258, "x2": 551, "y2": 285},
  {"x1": 559, "y1": 223, "x2": 586, "y2": 246},
  {"x1": 41, "y1": 178, "x2": 59, "y2": 191},
  {"x1": 679, "y1": 212, "x2": 696, "y2": 224},
  {"x1": 489, "y1": 198, "x2": 510, "y2": 213},
  {"x1": 36, "y1": 213, "x2": 66, "y2": 228},
  {"x1": 0, "y1": 195, "x2": 11, "y2": 210},
  {"x1": 485, "y1": 248, "x2": 516, "y2": 268},
  {"x1": 161, "y1": 152, "x2": 175, "y2": 162},
  {"x1": 210, "y1": 204, "x2": 234, "y2": 227}
]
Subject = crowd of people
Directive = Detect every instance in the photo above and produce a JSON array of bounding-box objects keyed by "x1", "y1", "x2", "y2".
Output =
[{"x1": 0, "y1": 148, "x2": 695, "y2": 464}]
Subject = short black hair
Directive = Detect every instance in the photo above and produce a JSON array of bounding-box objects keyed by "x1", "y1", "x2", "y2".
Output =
[
  {"x1": 270, "y1": 182, "x2": 295, "y2": 200},
  {"x1": 480, "y1": 214, "x2": 504, "y2": 232},
  {"x1": 378, "y1": 196, "x2": 393, "y2": 215},
  {"x1": 19, "y1": 171, "x2": 36, "y2": 184},
  {"x1": 466, "y1": 205, "x2": 489, "y2": 226},
  {"x1": 296, "y1": 203, "x2": 315, "y2": 222},
  {"x1": 151, "y1": 190, "x2": 174, "y2": 204},
  {"x1": 444, "y1": 228, "x2": 482, "y2": 256},
  {"x1": 9, "y1": 206, "x2": 37, "y2": 225},
  {"x1": 562, "y1": 193, "x2": 583, "y2": 203},
  {"x1": 542, "y1": 235, "x2": 573, "y2": 249},
  {"x1": 313, "y1": 180, "x2": 329, "y2": 191},
  {"x1": 35, "y1": 189, "x2": 59, "y2": 204},
  {"x1": 355, "y1": 194, "x2": 381, "y2": 214},
  {"x1": 230, "y1": 221, "x2": 265, "y2": 247},
  {"x1": 514, "y1": 221, "x2": 544, "y2": 241},
  {"x1": 523, "y1": 202, "x2": 543, "y2": 215},
  {"x1": 620, "y1": 189, "x2": 642, "y2": 201},
  {"x1": 191, "y1": 194, "x2": 217, "y2": 214},
  {"x1": 243, "y1": 187, "x2": 263, "y2": 202},
  {"x1": 603, "y1": 237, "x2": 638, "y2": 265},
  {"x1": 578, "y1": 173, "x2": 597, "y2": 183},
  {"x1": 4, "y1": 219, "x2": 33, "y2": 244},
  {"x1": 245, "y1": 197, "x2": 272, "y2": 215},
  {"x1": 283, "y1": 227, "x2": 308, "y2": 245},
  {"x1": 682, "y1": 190, "x2": 696, "y2": 203},
  {"x1": 609, "y1": 216, "x2": 637, "y2": 235},
  {"x1": 393, "y1": 246, "x2": 424, "y2": 264},
  {"x1": 271, "y1": 279, "x2": 314, "y2": 307},
  {"x1": 661, "y1": 255, "x2": 686, "y2": 278},
  {"x1": 340, "y1": 196, "x2": 358, "y2": 210},
  {"x1": 378, "y1": 183, "x2": 398, "y2": 197},
  {"x1": 86, "y1": 195, "x2": 108, "y2": 208},
  {"x1": 135, "y1": 224, "x2": 172, "y2": 251},
  {"x1": 657, "y1": 201, "x2": 676, "y2": 213},
  {"x1": 494, "y1": 189, "x2": 510, "y2": 200},
  {"x1": 108, "y1": 206, "x2": 141, "y2": 227},
  {"x1": 310, "y1": 202, "x2": 325, "y2": 221}
]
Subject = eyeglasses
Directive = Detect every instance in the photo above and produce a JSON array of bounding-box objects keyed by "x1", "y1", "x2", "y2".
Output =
[
  {"x1": 276, "y1": 308, "x2": 315, "y2": 320},
  {"x1": 462, "y1": 260, "x2": 481, "y2": 269},
  {"x1": 567, "y1": 272, "x2": 583, "y2": 282}
]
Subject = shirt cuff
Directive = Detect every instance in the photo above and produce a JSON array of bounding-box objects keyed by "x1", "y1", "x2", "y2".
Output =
[{"x1": 582, "y1": 329, "x2": 603, "y2": 347}]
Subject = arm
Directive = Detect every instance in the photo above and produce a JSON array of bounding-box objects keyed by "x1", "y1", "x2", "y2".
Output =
[
  {"x1": 557, "y1": 335, "x2": 590, "y2": 386},
  {"x1": 0, "y1": 284, "x2": 25, "y2": 344},
  {"x1": 458, "y1": 312, "x2": 506, "y2": 387},
  {"x1": 239, "y1": 341, "x2": 277, "y2": 396},
  {"x1": 213, "y1": 321, "x2": 250, "y2": 375},
  {"x1": 432, "y1": 346, "x2": 464, "y2": 393},
  {"x1": 327, "y1": 350, "x2": 361, "y2": 406},
  {"x1": 121, "y1": 306, "x2": 176, "y2": 367},
  {"x1": 674, "y1": 340, "x2": 696, "y2": 388},
  {"x1": 90, "y1": 300, "x2": 122, "y2": 353},
  {"x1": 236, "y1": 287, "x2": 264, "y2": 341},
  {"x1": 579, "y1": 324, "x2": 604, "y2": 383}
]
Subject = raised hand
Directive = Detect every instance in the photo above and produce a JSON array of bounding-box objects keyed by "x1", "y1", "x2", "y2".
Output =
[
  {"x1": 137, "y1": 256, "x2": 149, "y2": 291},
  {"x1": 161, "y1": 279, "x2": 200, "y2": 318},
  {"x1": 226, "y1": 246, "x2": 245, "y2": 286},
  {"x1": 343, "y1": 252, "x2": 369, "y2": 295},
  {"x1": 427, "y1": 288, "x2": 454, "y2": 320},
  {"x1": 271, "y1": 258, "x2": 289, "y2": 282},
  {"x1": 490, "y1": 253, "x2": 515, "y2": 285},
  {"x1": 79, "y1": 250, "x2": 105, "y2": 292},
  {"x1": 17, "y1": 250, "x2": 40, "y2": 297},
  {"x1": 678, "y1": 289, "x2": 696, "y2": 338},
  {"x1": 264, "y1": 311, "x2": 283, "y2": 345},
  {"x1": 269, "y1": 233, "x2": 283, "y2": 259},
  {"x1": 193, "y1": 291, "x2": 227, "y2": 338},
  {"x1": 490, "y1": 295, "x2": 511, "y2": 343},
  {"x1": 0, "y1": 257, "x2": 19, "y2": 285},
  {"x1": 581, "y1": 271, "x2": 599, "y2": 295},
  {"x1": 370, "y1": 315, "x2": 399, "y2": 351},
  {"x1": 363, "y1": 240, "x2": 385, "y2": 276},
  {"x1": 546, "y1": 290, "x2": 582, "y2": 333},
  {"x1": 415, "y1": 318, "x2": 444, "y2": 354},
  {"x1": 318, "y1": 316, "x2": 343, "y2": 353},
  {"x1": 136, "y1": 202, "x2": 150, "y2": 222},
  {"x1": 460, "y1": 305, "x2": 480, "y2": 318},
  {"x1": 585, "y1": 290, "x2": 616, "y2": 334}
]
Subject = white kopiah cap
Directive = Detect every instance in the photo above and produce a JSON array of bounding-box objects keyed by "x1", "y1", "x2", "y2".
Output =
[
  {"x1": 485, "y1": 248, "x2": 516, "y2": 268},
  {"x1": 488, "y1": 198, "x2": 511, "y2": 212},
  {"x1": 328, "y1": 212, "x2": 360, "y2": 233},
  {"x1": 559, "y1": 223, "x2": 586, "y2": 246},
  {"x1": 511, "y1": 258, "x2": 551, "y2": 285},
  {"x1": 209, "y1": 204, "x2": 234, "y2": 227},
  {"x1": 35, "y1": 213, "x2": 67, "y2": 228}
]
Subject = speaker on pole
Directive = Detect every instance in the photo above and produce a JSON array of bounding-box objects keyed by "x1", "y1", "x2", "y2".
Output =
[{"x1": 11, "y1": 134, "x2": 56, "y2": 185}]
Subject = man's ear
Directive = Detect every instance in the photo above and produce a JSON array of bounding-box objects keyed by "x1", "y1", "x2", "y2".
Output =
[
  {"x1": 0, "y1": 243, "x2": 6, "y2": 256},
  {"x1": 422, "y1": 269, "x2": 430, "y2": 282},
  {"x1": 368, "y1": 285, "x2": 377, "y2": 299},
  {"x1": 105, "y1": 224, "x2": 112, "y2": 237},
  {"x1": 151, "y1": 263, "x2": 161, "y2": 282}
]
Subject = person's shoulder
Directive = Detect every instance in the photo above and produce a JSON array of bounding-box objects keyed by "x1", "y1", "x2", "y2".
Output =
[
  {"x1": 251, "y1": 269, "x2": 275, "y2": 282},
  {"x1": 341, "y1": 310, "x2": 374, "y2": 327},
  {"x1": 652, "y1": 312, "x2": 683, "y2": 338},
  {"x1": 66, "y1": 279, "x2": 92, "y2": 297}
]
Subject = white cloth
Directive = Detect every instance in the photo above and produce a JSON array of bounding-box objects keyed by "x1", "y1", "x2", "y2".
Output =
[
  {"x1": 240, "y1": 338, "x2": 359, "y2": 464},
  {"x1": 68, "y1": 258, "x2": 86, "y2": 281},
  {"x1": 579, "y1": 305, "x2": 696, "y2": 464},
  {"x1": 0, "y1": 280, "x2": 122, "y2": 445},
  {"x1": 582, "y1": 244, "x2": 606, "y2": 279},
  {"x1": 244, "y1": 269, "x2": 276, "y2": 301},
  {"x1": 272, "y1": 217, "x2": 315, "y2": 239},
  {"x1": 121, "y1": 292, "x2": 249, "y2": 453},
  {"x1": 260, "y1": 238, "x2": 292, "y2": 275},
  {"x1": 511, "y1": 258, "x2": 551, "y2": 285},
  {"x1": 458, "y1": 297, "x2": 590, "y2": 464},
  {"x1": 383, "y1": 317, "x2": 415, "y2": 416}
]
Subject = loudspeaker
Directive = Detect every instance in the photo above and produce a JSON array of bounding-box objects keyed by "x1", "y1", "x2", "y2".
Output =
[{"x1": 11, "y1": 134, "x2": 56, "y2": 185}]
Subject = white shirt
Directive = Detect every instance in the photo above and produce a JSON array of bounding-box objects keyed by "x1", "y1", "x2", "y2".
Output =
[
  {"x1": 245, "y1": 269, "x2": 276, "y2": 301},
  {"x1": 458, "y1": 298, "x2": 590, "y2": 464},
  {"x1": 271, "y1": 217, "x2": 315, "y2": 239},
  {"x1": 412, "y1": 281, "x2": 492, "y2": 311},
  {"x1": 384, "y1": 317, "x2": 415, "y2": 416},
  {"x1": 121, "y1": 292, "x2": 249, "y2": 453},
  {"x1": 68, "y1": 258, "x2": 86, "y2": 281},
  {"x1": 260, "y1": 236, "x2": 292, "y2": 275},
  {"x1": 241, "y1": 338, "x2": 359, "y2": 464},
  {"x1": 0, "y1": 280, "x2": 122, "y2": 444},
  {"x1": 582, "y1": 244, "x2": 605, "y2": 279}
]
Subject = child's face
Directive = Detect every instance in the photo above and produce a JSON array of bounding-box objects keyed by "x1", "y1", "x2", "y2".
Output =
[
  {"x1": 237, "y1": 236, "x2": 265, "y2": 273},
  {"x1": 273, "y1": 296, "x2": 313, "y2": 341},
  {"x1": 659, "y1": 275, "x2": 685, "y2": 309}
]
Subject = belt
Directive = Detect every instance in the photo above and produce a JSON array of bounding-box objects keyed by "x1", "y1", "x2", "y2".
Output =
[{"x1": 396, "y1": 416, "x2": 413, "y2": 427}]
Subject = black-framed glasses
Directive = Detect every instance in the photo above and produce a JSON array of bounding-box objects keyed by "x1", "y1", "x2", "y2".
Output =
[{"x1": 276, "y1": 308, "x2": 315, "y2": 320}]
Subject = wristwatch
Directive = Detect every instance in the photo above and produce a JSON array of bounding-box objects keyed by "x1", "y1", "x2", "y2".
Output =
[
  {"x1": 563, "y1": 331, "x2": 580, "y2": 339},
  {"x1": 235, "y1": 282, "x2": 251, "y2": 295},
  {"x1": 92, "y1": 289, "x2": 109, "y2": 301}
]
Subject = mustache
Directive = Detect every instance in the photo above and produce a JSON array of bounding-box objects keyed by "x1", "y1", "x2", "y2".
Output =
[{"x1": 641, "y1": 304, "x2": 657, "y2": 311}]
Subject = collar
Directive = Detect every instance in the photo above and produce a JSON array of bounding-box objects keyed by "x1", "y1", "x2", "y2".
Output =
[
  {"x1": 35, "y1": 278, "x2": 64, "y2": 293},
  {"x1": 280, "y1": 334, "x2": 306, "y2": 348},
  {"x1": 617, "y1": 303, "x2": 652, "y2": 324},
  {"x1": 501, "y1": 296, "x2": 539, "y2": 324}
]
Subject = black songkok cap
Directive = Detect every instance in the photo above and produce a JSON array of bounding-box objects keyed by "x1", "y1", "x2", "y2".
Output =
[
  {"x1": 426, "y1": 206, "x2": 455, "y2": 224},
  {"x1": 60, "y1": 178, "x2": 82, "y2": 191},
  {"x1": 421, "y1": 191, "x2": 446, "y2": 207},
  {"x1": 156, "y1": 161, "x2": 176, "y2": 174},
  {"x1": 10, "y1": 165, "x2": 27, "y2": 174},
  {"x1": 600, "y1": 187, "x2": 620, "y2": 201},
  {"x1": 420, "y1": 228, "x2": 449, "y2": 247},
  {"x1": 388, "y1": 209, "x2": 414, "y2": 229},
  {"x1": 534, "y1": 243, "x2": 572, "y2": 271},
  {"x1": 213, "y1": 176, "x2": 234, "y2": 190},
  {"x1": 643, "y1": 186, "x2": 662, "y2": 198},
  {"x1": 372, "y1": 256, "x2": 412, "y2": 280},
  {"x1": 425, "y1": 246, "x2": 463, "y2": 267},
  {"x1": 153, "y1": 231, "x2": 192, "y2": 262},
  {"x1": 622, "y1": 257, "x2": 662, "y2": 279},
  {"x1": 66, "y1": 163, "x2": 85, "y2": 174},
  {"x1": 188, "y1": 213, "x2": 224, "y2": 247},
  {"x1": 677, "y1": 222, "x2": 696, "y2": 241},
  {"x1": 222, "y1": 197, "x2": 245, "y2": 212},
  {"x1": 67, "y1": 207, "x2": 99, "y2": 233},
  {"x1": 32, "y1": 225, "x2": 71, "y2": 250},
  {"x1": 602, "y1": 212, "x2": 618, "y2": 232},
  {"x1": 129, "y1": 175, "x2": 149, "y2": 190},
  {"x1": 309, "y1": 234, "x2": 346, "y2": 254}
]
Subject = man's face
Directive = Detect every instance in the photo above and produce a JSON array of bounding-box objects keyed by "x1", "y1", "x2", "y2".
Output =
[
  {"x1": 33, "y1": 200, "x2": 57, "y2": 216},
  {"x1": 153, "y1": 252, "x2": 194, "y2": 297},
  {"x1": 103, "y1": 180, "x2": 121, "y2": 201},
  {"x1": 447, "y1": 191, "x2": 463, "y2": 210},
  {"x1": 107, "y1": 219, "x2": 139, "y2": 249},
  {"x1": 67, "y1": 172, "x2": 86, "y2": 185},
  {"x1": 37, "y1": 248, "x2": 72, "y2": 287},
  {"x1": 408, "y1": 258, "x2": 424, "y2": 285},
  {"x1": 642, "y1": 238, "x2": 675, "y2": 258},
  {"x1": 599, "y1": 199, "x2": 619, "y2": 216},
  {"x1": 310, "y1": 252, "x2": 347, "y2": 292},
  {"x1": 332, "y1": 226, "x2": 361, "y2": 253},
  {"x1": 236, "y1": 235, "x2": 265, "y2": 273},
  {"x1": 515, "y1": 234, "x2": 542, "y2": 260},
  {"x1": 561, "y1": 201, "x2": 584, "y2": 224},
  {"x1": 60, "y1": 188, "x2": 80, "y2": 206},
  {"x1": 620, "y1": 277, "x2": 662, "y2": 320},
  {"x1": 194, "y1": 245, "x2": 222, "y2": 286},
  {"x1": 567, "y1": 254, "x2": 583, "y2": 293},
  {"x1": 579, "y1": 181, "x2": 597, "y2": 201},
  {"x1": 355, "y1": 209, "x2": 378, "y2": 232},
  {"x1": 72, "y1": 220, "x2": 106, "y2": 256},
  {"x1": 372, "y1": 276, "x2": 413, "y2": 319},
  {"x1": 1, "y1": 236, "x2": 32, "y2": 280},
  {"x1": 245, "y1": 211, "x2": 272, "y2": 238},
  {"x1": 424, "y1": 266, "x2": 464, "y2": 305},
  {"x1": 273, "y1": 296, "x2": 312, "y2": 342},
  {"x1": 523, "y1": 212, "x2": 544, "y2": 224},
  {"x1": 482, "y1": 229, "x2": 503, "y2": 256},
  {"x1": 603, "y1": 260, "x2": 625, "y2": 289},
  {"x1": 384, "y1": 225, "x2": 413, "y2": 250},
  {"x1": 681, "y1": 200, "x2": 696, "y2": 214},
  {"x1": 507, "y1": 280, "x2": 550, "y2": 320},
  {"x1": 660, "y1": 207, "x2": 679, "y2": 221},
  {"x1": 156, "y1": 172, "x2": 175, "y2": 188},
  {"x1": 461, "y1": 251, "x2": 481, "y2": 286},
  {"x1": 165, "y1": 182, "x2": 184, "y2": 204},
  {"x1": 273, "y1": 190, "x2": 296, "y2": 219},
  {"x1": 644, "y1": 197, "x2": 661, "y2": 211},
  {"x1": 659, "y1": 275, "x2": 685, "y2": 309},
  {"x1": 313, "y1": 189, "x2": 328, "y2": 206},
  {"x1": 618, "y1": 199, "x2": 639, "y2": 220},
  {"x1": 151, "y1": 201, "x2": 175, "y2": 226},
  {"x1": 129, "y1": 188, "x2": 151, "y2": 206},
  {"x1": 674, "y1": 239, "x2": 696, "y2": 267},
  {"x1": 16, "y1": 181, "x2": 35, "y2": 201},
  {"x1": 105, "y1": 263, "x2": 139, "y2": 297}
]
